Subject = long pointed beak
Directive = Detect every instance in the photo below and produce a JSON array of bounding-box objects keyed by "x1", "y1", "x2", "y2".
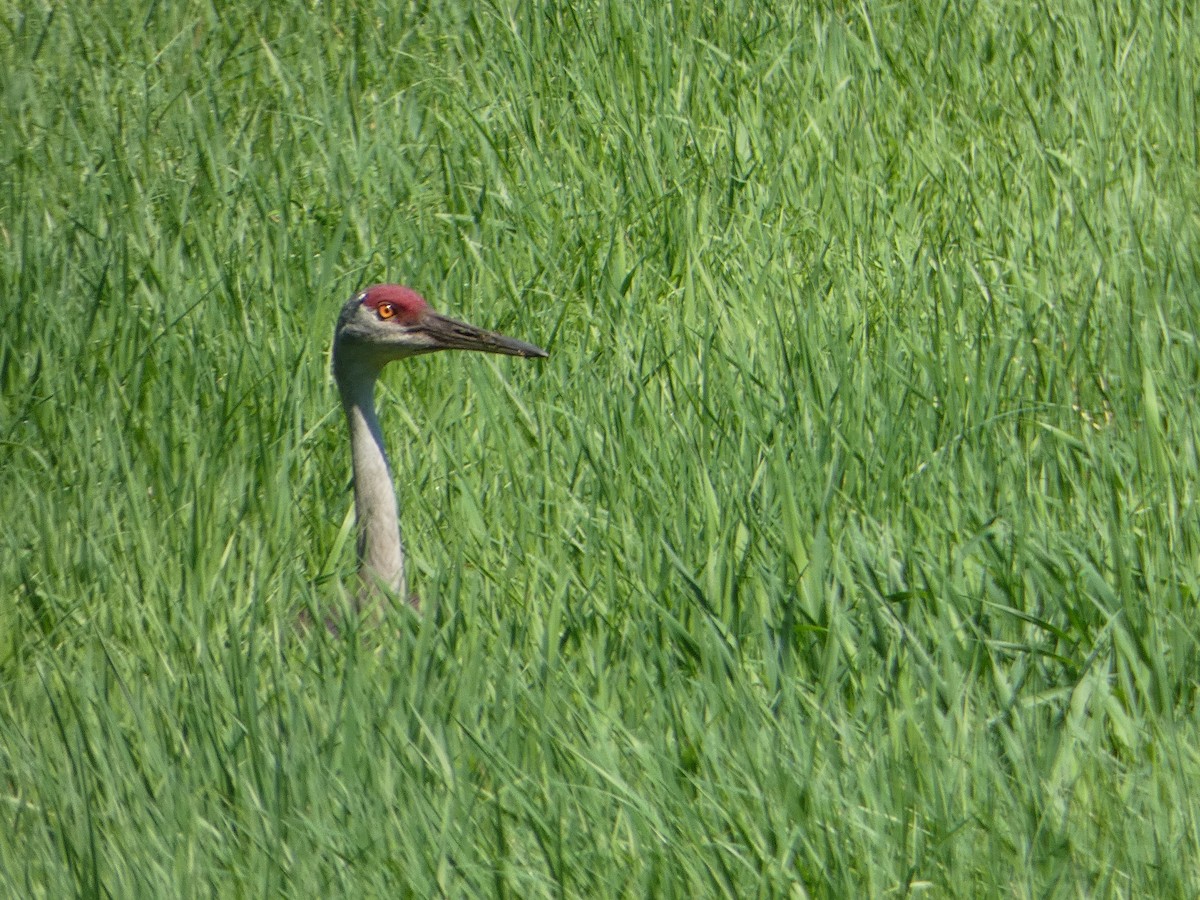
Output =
[{"x1": 420, "y1": 312, "x2": 549, "y2": 358}]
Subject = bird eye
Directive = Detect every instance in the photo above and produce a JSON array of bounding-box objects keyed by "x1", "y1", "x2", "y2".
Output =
[{"x1": 377, "y1": 303, "x2": 395, "y2": 320}]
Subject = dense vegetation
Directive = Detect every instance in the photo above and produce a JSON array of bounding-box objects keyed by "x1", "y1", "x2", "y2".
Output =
[{"x1": 3, "y1": 1, "x2": 1199, "y2": 895}]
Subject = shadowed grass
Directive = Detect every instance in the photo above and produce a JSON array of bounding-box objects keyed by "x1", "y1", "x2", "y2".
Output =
[{"x1": 3, "y1": 0, "x2": 1200, "y2": 895}]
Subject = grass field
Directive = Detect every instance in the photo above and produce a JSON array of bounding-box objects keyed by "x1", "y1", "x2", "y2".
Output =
[{"x1": 3, "y1": 0, "x2": 1200, "y2": 895}]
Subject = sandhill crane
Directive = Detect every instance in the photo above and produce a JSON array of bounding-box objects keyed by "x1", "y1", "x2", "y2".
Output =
[{"x1": 329, "y1": 283, "x2": 547, "y2": 625}]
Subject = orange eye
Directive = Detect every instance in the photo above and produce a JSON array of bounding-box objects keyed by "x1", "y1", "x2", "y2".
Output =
[{"x1": 377, "y1": 302, "x2": 395, "y2": 320}]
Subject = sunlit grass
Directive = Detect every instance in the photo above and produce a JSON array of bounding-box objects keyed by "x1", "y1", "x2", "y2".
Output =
[{"x1": 3, "y1": 0, "x2": 1200, "y2": 895}]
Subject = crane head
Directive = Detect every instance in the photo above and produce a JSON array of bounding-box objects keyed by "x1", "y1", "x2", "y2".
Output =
[{"x1": 334, "y1": 284, "x2": 548, "y2": 374}]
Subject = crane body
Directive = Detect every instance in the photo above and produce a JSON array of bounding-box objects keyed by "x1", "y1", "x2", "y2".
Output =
[{"x1": 331, "y1": 284, "x2": 547, "y2": 620}]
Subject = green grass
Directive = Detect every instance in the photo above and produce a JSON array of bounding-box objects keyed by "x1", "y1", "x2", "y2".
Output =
[{"x1": 3, "y1": 0, "x2": 1200, "y2": 895}]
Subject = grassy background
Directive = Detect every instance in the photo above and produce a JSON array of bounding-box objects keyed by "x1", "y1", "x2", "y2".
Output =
[{"x1": 3, "y1": 0, "x2": 1200, "y2": 895}]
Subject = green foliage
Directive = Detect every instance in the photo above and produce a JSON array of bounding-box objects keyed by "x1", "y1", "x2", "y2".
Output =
[{"x1": 3, "y1": 0, "x2": 1199, "y2": 895}]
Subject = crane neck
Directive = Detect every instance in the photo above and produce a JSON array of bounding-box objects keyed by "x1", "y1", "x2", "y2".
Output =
[{"x1": 335, "y1": 355, "x2": 406, "y2": 603}]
